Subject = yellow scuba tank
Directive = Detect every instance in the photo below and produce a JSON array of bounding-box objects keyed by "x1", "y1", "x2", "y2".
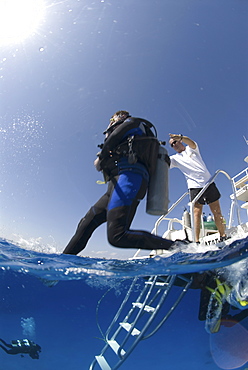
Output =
[{"x1": 146, "y1": 145, "x2": 170, "y2": 215}]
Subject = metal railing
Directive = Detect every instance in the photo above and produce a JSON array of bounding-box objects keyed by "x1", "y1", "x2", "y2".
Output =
[
  {"x1": 132, "y1": 169, "x2": 243, "y2": 258},
  {"x1": 189, "y1": 170, "x2": 241, "y2": 241}
]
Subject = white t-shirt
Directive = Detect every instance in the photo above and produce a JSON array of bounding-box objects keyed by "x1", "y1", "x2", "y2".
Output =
[{"x1": 170, "y1": 143, "x2": 211, "y2": 189}]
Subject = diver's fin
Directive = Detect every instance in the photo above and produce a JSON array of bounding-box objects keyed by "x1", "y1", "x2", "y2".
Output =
[{"x1": 204, "y1": 278, "x2": 232, "y2": 334}]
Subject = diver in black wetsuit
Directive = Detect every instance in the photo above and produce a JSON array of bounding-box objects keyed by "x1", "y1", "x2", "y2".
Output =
[
  {"x1": 189, "y1": 272, "x2": 248, "y2": 332},
  {"x1": 63, "y1": 110, "x2": 176, "y2": 255},
  {"x1": 0, "y1": 339, "x2": 41, "y2": 359}
]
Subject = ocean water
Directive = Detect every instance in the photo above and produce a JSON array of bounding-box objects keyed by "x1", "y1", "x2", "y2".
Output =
[{"x1": 0, "y1": 237, "x2": 248, "y2": 370}]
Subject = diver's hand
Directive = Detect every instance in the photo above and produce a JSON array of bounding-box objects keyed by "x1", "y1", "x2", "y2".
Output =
[{"x1": 94, "y1": 157, "x2": 101, "y2": 171}]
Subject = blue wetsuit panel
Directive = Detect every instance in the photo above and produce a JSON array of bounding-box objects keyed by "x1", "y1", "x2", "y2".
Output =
[
  {"x1": 108, "y1": 171, "x2": 143, "y2": 210},
  {"x1": 121, "y1": 125, "x2": 144, "y2": 139}
]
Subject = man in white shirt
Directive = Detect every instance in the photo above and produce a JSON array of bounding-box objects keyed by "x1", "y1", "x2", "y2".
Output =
[{"x1": 169, "y1": 134, "x2": 226, "y2": 243}]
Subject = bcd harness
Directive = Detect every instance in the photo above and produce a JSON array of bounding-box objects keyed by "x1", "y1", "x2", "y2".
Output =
[
  {"x1": 98, "y1": 118, "x2": 170, "y2": 182},
  {"x1": 12, "y1": 339, "x2": 31, "y2": 347}
]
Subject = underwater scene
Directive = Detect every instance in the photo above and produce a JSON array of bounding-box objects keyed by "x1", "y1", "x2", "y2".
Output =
[
  {"x1": 1, "y1": 0, "x2": 248, "y2": 369},
  {"x1": 1, "y1": 236, "x2": 248, "y2": 370}
]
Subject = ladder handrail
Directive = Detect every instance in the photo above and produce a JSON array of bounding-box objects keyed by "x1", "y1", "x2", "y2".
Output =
[
  {"x1": 113, "y1": 276, "x2": 163, "y2": 355},
  {"x1": 104, "y1": 277, "x2": 138, "y2": 340},
  {"x1": 89, "y1": 274, "x2": 193, "y2": 370},
  {"x1": 143, "y1": 275, "x2": 193, "y2": 340}
]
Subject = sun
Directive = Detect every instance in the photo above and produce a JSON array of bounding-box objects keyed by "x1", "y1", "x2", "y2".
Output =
[{"x1": 0, "y1": 0, "x2": 46, "y2": 46}]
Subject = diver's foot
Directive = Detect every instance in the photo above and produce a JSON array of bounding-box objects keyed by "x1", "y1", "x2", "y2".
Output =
[{"x1": 169, "y1": 238, "x2": 190, "y2": 250}]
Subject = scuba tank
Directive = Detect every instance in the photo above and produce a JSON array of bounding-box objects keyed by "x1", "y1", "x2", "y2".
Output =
[
  {"x1": 183, "y1": 208, "x2": 191, "y2": 228},
  {"x1": 146, "y1": 145, "x2": 170, "y2": 215}
]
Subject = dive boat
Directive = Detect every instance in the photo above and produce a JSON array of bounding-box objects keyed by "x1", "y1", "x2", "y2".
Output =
[
  {"x1": 133, "y1": 155, "x2": 248, "y2": 259},
  {"x1": 89, "y1": 158, "x2": 248, "y2": 370}
]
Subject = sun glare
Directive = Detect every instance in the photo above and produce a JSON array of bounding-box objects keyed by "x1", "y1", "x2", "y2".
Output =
[{"x1": 0, "y1": 0, "x2": 45, "y2": 46}]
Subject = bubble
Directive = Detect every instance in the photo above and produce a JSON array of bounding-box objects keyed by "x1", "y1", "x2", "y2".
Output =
[{"x1": 21, "y1": 317, "x2": 36, "y2": 340}]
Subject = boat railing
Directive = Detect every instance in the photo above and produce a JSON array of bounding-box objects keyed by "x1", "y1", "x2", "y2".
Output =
[
  {"x1": 229, "y1": 167, "x2": 248, "y2": 219},
  {"x1": 132, "y1": 169, "x2": 242, "y2": 258},
  {"x1": 189, "y1": 169, "x2": 241, "y2": 241},
  {"x1": 151, "y1": 191, "x2": 189, "y2": 235}
]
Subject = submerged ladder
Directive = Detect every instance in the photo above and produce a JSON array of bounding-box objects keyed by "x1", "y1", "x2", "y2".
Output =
[{"x1": 89, "y1": 274, "x2": 193, "y2": 370}]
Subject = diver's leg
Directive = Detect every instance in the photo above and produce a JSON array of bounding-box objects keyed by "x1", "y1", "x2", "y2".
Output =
[
  {"x1": 0, "y1": 344, "x2": 9, "y2": 353},
  {"x1": 107, "y1": 173, "x2": 174, "y2": 250},
  {"x1": 0, "y1": 339, "x2": 11, "y2": 348},
  {"x1": 63, "y1": 185, "x2": 113, "y2": 255},
  {"x1": 107, "y1": 206, "x2": 174, "y2": 250},
  {"x1": 0, "y1": 345, "x2": 13, "y2": 354}
]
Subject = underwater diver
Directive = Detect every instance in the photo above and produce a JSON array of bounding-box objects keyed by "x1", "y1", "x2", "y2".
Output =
[
  {"x1": 0, "y1": 338, "x2": 41, "y2": 359},
  {"x1": 63, "y1": 110, "x2": 183, "y2": 255},
  {"x1": 191, "y1": 271, "x2": 248, "y2": 333},
  {"x1": 169, "y1": 134, "x2": 226, "y2": 243}
]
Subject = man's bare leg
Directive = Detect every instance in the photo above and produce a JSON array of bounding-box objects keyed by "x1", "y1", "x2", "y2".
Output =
[
  {"x1": 209, "y1": 200, "x2": 225, "y2": 237},
  {"x1": 194, "y1": 203, "x2": 203, "y2": 242}
]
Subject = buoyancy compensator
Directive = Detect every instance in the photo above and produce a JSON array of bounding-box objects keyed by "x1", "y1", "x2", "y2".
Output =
[
  {"x1": 97, "y1": 117, "x2": 170, "y2": 212},
  {"x1": 146, "y1": 143, "x2": 170, "y2": 216}
]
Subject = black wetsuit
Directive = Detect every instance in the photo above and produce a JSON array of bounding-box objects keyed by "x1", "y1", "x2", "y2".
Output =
[
  {"x1": 63, "y1": 116, "x2": 174, "y2": 255},
  {"x1": 0, "y1": 339, "x2": 41, "y2": 359}
]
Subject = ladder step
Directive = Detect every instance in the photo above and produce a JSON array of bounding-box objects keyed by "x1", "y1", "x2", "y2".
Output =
[
  {"x1": 145, "y1": 281, "x2": 169, "y2": 287},
  {"x1": 119, "y1": 322, "x2": 140, "y2": 336},
  {"x1": 107, "y1": 340, "x2": 126, "y2": 356},
  {"x1": 95, "y1": 355, "x2": 111, "y2": 370},
  {"x1": 132, "y1": 302, "x2": 155, "y2": 313}
]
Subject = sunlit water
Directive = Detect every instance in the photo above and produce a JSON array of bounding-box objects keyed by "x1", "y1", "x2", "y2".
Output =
[{"x1": 0, "y1": 236, "x2": 248, "y2": 370}]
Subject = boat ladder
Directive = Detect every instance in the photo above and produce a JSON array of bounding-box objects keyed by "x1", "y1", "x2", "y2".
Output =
[{"x1": 89, "y1": 274, "x2": 193, "y2": 370}]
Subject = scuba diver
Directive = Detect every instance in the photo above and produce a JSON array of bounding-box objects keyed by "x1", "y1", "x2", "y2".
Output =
[
  {"x1": 63, "y1": 110, "x2": 183, "y2": 255},
  {"x1": 172, "y1": 270, "x2": 248, "y2": 334},
  {"x1": 0, "y1": 338, "x2": 41, "y2": 359},
  {"x1": 191, "y1": 270, "x2": 248, "y2": 333}
]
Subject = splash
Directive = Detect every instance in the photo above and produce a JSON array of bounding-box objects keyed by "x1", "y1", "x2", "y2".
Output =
[
  {"x1": 205, "y1": 258, "x2": 248, "y2": 334},
  {"x1": 13, "y1": 235, "x2": 57, "y2": 254}
]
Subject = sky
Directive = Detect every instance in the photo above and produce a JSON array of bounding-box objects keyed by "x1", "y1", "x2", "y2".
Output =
[{"x1": 0, "y1": 0, "x2": 248, "y2": 259}]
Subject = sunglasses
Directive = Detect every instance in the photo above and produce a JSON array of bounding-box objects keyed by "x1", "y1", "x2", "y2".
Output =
[{"x1": 170, "y1": 140, "x2": 178, "y2": 147}]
